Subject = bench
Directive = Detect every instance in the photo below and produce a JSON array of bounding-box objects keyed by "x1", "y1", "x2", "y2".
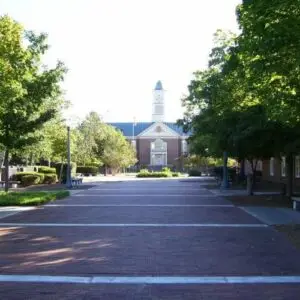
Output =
[
  {"x1": 71, "y1": 177, "x2": 83, "y2": 187},
  {"x1": 0, "y1": 181, "x2": 21, "y2": 188},
  {"x1": 292, "y1": 197, "x2": 300, "y2": 211}
]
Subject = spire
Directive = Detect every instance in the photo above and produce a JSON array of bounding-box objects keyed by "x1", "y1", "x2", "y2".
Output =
[{"x1": 154, "y1": 80, "x2": 163, "y2": 90}]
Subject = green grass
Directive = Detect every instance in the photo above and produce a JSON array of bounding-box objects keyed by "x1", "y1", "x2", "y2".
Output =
[{"x1": 0, "y1": 190, "x2": 70, "y2": 206}]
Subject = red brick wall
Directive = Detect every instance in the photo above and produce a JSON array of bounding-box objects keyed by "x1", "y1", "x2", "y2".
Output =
[
  {"x1": 262, "y1": 158, "x2": 300, "y2": 187},
  {"x1": 137, "y1": 139, "x2": 151, "y2": 165},
  {"x1": 166, "y1": 139, "x2": 181, "y2": 165},
  {"x1": 135, "y1": 138, "x2": 181, "y2": 166}
]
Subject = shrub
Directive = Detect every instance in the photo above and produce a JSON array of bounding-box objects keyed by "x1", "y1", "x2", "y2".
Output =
[
  {"x1": 172, "y1": 172, "x2": 181, "y2": 177},
  {"x1": 21, "y1": 175, "x2": 41, "y2": 186},
  {"x1": 38, "y1": 166, "x2": 56, "y2": 174},
  {"x1": 54, "y1": 162, "x2": 77, "y2": 183},
  {"x1": 44, "y1": 174, "x2": 58, "y2": 184},
  {"x1": 212, "y1": 166, "x2": 237, "y2": 181},
  {"x1": 76, "y1": 166, "x2": 98, "y2": 176},
  {"x1": 137, "y1": 171, "x2": 172, "y2": 178},
  {"x1": 188, "y1": 169, "x2": 202, "y2": 177},
  {"x1": 162, "y1": 167, "x2": 171, "y2": 173},
  {"x1": 11, "y1": 172, "x2": 45, "y2": 184}
]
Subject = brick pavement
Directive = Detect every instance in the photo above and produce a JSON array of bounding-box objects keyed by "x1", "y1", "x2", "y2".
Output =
[{"x1": 0, "y1": 178, "x2": 300, "y2": 299}]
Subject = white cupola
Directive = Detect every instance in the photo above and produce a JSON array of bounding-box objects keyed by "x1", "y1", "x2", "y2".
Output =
[{"x1": 152, "y1": 80, "x2": 165, "y2": 122}]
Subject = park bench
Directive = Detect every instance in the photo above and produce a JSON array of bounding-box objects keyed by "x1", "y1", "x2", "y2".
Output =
[
  {"x1": 0, "y1": 181, "x2": 21, "y2": 188},
  {"x1": 292, "y1": 196, "x2": 300, "y2": 211},
  {"x1": 71, "y1": 177, "x2": 83, "y2": 187}
]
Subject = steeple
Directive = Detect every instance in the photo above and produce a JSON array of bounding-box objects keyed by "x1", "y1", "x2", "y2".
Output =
[
  {"x1": 155, "y1": 80, "x2": 163, "y2": 91},
  {"x1": 152, "y1": 80, "x2": 165, "y2": 122}
]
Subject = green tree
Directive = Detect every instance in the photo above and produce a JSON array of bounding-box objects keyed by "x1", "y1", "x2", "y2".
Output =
[
  {"x1": 95, "y1": 125, "x2": 137, "y2": 174},
  {"x1": 0, "y1": 15, "x2": 66, "y2": 191},
  {"x1": 235, "y1": 0, "x2": 300, "y2": 196},
  {"x1": 75, "y1": 112, "x2": 104, "y2": 166}
]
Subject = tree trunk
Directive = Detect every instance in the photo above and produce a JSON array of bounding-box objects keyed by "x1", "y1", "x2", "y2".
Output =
[
  {"x1": 4, "y1": 149, "x2": 9, "y2": 192},
  {"x1": 239, "y1": 159, "x2": 245, "y2": 182},
  {"x1": 246, "y1": 174, "x2": 253, "y2": 196},
  {"x1": 286, "y1": 154, "x2": 293, "y2": 198},
  {"x1": 59, "y1": 160, "x2": 64, "y2": 183},
  {"x1": 221, "y1": 151, "x2": 229, "y2": 189}
]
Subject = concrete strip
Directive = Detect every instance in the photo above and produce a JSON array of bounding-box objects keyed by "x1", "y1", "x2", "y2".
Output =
[
  {"x1": 0, "y1": 223, "x2": 268, "y2": 228},
  {"x1": 0, "y1": 275, "x2": 299, "y2": 284},
  {"x1": 45, "y1": 204, "x2": 234, "y2": 207},
  {"x1": 73, "y1": 194, "x2": 216, "y2": 197},
  {"x1": 0, "y1": 207, "x2": 35, "y2": 220},
  {"x1": 90, "y1": 188, "x2": 207, "y2": 191},
  {"x1": 240, "y1": 206, "x2": 300, "y2": 225}
]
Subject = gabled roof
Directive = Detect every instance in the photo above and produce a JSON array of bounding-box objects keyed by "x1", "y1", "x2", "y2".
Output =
[{"x1": 109, "y1": 122, "x2": 189, "y2": 137}]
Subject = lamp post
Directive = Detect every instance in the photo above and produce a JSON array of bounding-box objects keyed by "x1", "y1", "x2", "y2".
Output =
[{"x1": 66, "y1": 125, "x2": 72, "y2": 189}]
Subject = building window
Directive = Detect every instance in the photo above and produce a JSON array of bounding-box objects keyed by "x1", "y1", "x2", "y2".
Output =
[
  {"x1": 181, "y1": 140, "x2": 187, "y2": 153},
  {"x1": 281, "y1": 157, "x2": 286, "y2": 177},
  {"x1": 270, "y1": 157, "x2": 274, "y2": 176},
  {"x1": 295, "y1": 156, "x2": 300, "y2": 178},
  {"x1": 256, "y1": 160, "x2": 262, "y2": 171}
]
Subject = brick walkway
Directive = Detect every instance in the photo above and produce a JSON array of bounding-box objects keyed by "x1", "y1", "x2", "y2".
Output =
[{"x1": 0, "y1": 178, "x2": 300, "y2": 299}]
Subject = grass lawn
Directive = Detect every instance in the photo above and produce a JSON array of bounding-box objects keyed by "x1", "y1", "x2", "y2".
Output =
[{"x1": 0, "y1": 190, "x2": 70, "y2": 206}]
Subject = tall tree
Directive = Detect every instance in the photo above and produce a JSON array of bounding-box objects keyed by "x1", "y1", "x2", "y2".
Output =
[{"x1": 0, "y1": 15, "x2": 66, "y2": 191}]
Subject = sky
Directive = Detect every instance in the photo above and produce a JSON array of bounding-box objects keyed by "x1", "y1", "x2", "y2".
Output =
[{"x1": 0, "y1": 0, "x2": 241, "y2": 123}]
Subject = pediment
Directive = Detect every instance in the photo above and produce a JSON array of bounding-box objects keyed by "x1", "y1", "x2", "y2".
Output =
[{"x1": 138, "y1": 122, "x2": 180, "y2": 138}]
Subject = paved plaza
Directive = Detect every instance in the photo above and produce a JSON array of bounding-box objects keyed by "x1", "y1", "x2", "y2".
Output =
[{"x1": 0, "y1": 178, "x2": 300, "y2": 299}]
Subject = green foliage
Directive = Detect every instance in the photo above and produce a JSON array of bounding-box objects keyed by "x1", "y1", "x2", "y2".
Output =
[
  {"x1": 0, "y1": 191, "x2": 69, "y2": 206},
  {"x1": 43, "y1": 174, "x2": 58, "y2": 184},
  {"x1": 161, "y1": 167, "x2": 171, "y2": 173},
  {"x1": 95, "y1": 124, "x2": 137, "y2": 172},
  {"x1": 171, "y1": 172, "x2": 181, "y2": 177},
  {"x1": 21, "y1": 175, "x2": 41, "y2": 186},
  {"x1": 54, "y1": 162, "x2": 77, "y2": 183},
  {"x1": 188, "y1": 170, "x2": 202, "y2": 177},
  {"x1": 38, "y1": 166, "x2": 56, "y2": 174},
  {"x1": 12, "y1": 172, "x2": 44, "y2": 183},
  {"x1": 136, "y1": 171, "x2": 172, "y2": 178},
  {"x1": 77, "y1": 166, "x2": 98, "y2": 176},
  {"x1": 0, "y1": 15, "x2": 66, "y2": 191}
]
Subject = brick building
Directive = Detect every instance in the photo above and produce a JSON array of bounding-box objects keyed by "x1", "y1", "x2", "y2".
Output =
[{"x1": 110, "y1": 81, "x2": 189, "y2": 170}]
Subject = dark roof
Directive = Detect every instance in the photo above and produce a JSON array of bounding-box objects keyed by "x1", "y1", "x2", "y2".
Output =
[
  {"x1": 109, "y1": 122, "x2": 189, "y2": 136},
  {"x1": 154, "y1": 80, "x2": 163, "y2": 90}
]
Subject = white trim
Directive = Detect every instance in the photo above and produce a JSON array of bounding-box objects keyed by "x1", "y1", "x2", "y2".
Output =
[
  {"x1": 269, "y1": 157, "x2": 275, "y2": 176},
  {"x1": 281, "y1": 156, "x2": 286, "y2": 177},
  {"x1": 295, "y1": 156, "x2": 300, "y2": 178},
  {"x1": 0, "y1": 275, "x2": 299, "y2": 284},
  {"x1": 73, "y1": 194, "x2": 212, "y2": 197},
  {"x1": 0, "y1": 223, "x2": 268, "y2": 228},
  {"x1": 45, "y1": 204, "x2": 235, "y2": 207},
  {"x1": 138, "y1": 122, "x2": 180, "y2": 138}
]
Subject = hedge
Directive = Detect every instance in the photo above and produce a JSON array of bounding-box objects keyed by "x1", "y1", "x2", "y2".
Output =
[
  {"x1": 54, "y1": 162, "x2": 77, "y2": 183},
  {"x1": 137, "y1": 171, "x2": 172, "y2": 178},
  {"x1": 12, "y1": 172, "x2": 45, "y2": 184},
  {"x1": 77, "y1": 166, "x2": 98, "y2": 176},
  {"x1": 44, "y1": 174, "x2": 58, "y2": 184},
  {"x1": 38, "y1": 166, "x2": 56, "y2": 174},
  {"x1": 21, "y1": 175, "x2": 41, "y2": 186},
  {"x1": 188, "y1": 169, "x2": 202, "y2": 177}
]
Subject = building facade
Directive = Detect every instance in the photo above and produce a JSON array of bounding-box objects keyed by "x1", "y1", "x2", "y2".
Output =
[{"x1": 110, "y1": 81, "x2": 189, "y2": 170}]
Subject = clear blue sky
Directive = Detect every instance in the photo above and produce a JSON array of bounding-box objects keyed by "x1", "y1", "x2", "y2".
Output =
[{"x1": 1, "y1": 0, "x2": 241, "y2": 122}]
